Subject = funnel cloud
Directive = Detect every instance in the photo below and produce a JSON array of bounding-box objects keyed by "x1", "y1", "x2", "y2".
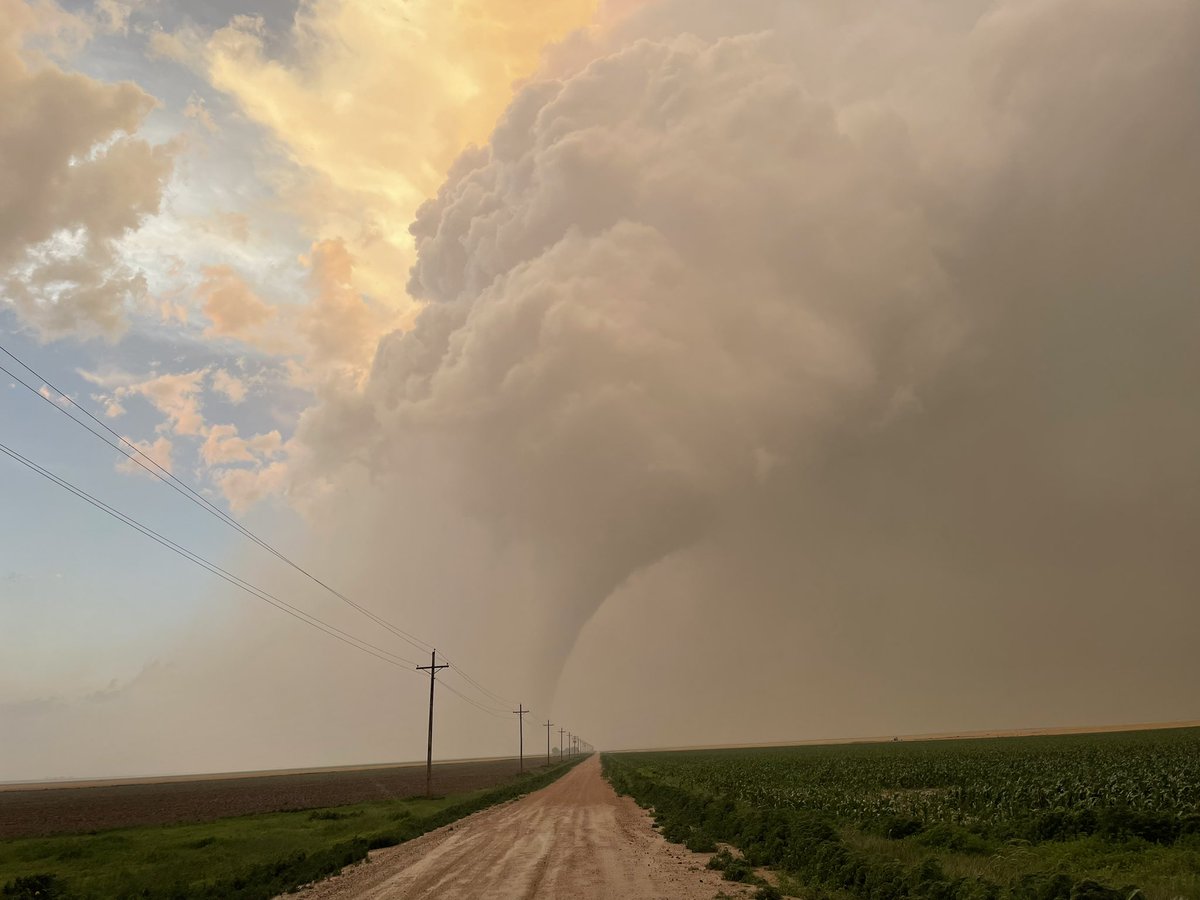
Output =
[{"x1": 299, "y1": 0, "x2": 1200, "y2": 727}]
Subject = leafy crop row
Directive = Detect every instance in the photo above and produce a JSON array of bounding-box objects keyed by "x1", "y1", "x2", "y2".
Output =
[
  {"x1": 612, "y1": 729, "x2": 1200, "y2": 842},
  {"x1": 603, "y1": 729, "x2": 1200, "y2": 900}
]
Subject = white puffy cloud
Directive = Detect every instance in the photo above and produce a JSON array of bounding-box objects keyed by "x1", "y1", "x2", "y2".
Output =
[
  {"x1": 211, "y1": 458, "x2": 288, "y2": 513},
  {"x1": 115, "y1": 434, "x2": 173, "y2": 477},
  {"x1": 103, "y1": 368, "x2": 208, "y2": 436},
  {"x1": 199, "y1": 423, "x2": 282, "y2": 467},
  {"x1": 0, "y1": 0, "x2": 175, "y2": 338},
  {"x1": 199, "y1": 423, "x2": 254, "y2": 466}
]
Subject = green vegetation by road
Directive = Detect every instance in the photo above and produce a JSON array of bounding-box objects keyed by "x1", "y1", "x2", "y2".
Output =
[
  {"x1": 604, "y1": 728, "x2": 1200, "y2": 900},
  {"x1": 0, "y1": 757, "x2": 583, "y2": 900}
]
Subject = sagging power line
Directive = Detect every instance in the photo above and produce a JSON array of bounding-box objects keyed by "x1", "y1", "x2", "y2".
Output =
[
  {"x1": 1, "y1": 346, "x2": 590, "y2": 772},
  {"x1": 1, "y1": 432, "x2": 579, "y2": 768},
  {"x1": 0, "y1": 439, "x2": 421, "y2": 670},
  {"x1": 0, "y1": 342, "x2": 514, "y2": 713}
]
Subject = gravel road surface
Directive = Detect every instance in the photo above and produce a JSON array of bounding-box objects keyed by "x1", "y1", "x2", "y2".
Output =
[{"x1": 289, "y1": 754, "x2": 751, "y2": 899}]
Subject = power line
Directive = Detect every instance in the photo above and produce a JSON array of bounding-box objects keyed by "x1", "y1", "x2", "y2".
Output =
[
  {"x1": 0, "y1": 345, "x2": 435, "y2": 656},
  {"x1": 0, "y1": 438, "x2": 424, "y2": 671},
  {"x1": 0, "y1": 343, "x2": 518, "y2": 710},
  {"x1": 439, "y1": 679, "x2": 509, "y2": 719},
  {"x1": 1, "y1": 431, "x2": 543, "y2": 742},
  {"x1": 441, "y1": 657, "x2": 515, "y2": 708}
]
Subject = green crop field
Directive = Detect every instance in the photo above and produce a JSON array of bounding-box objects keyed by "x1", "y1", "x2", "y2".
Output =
[{"x1": 603, "y1": 727, "x2": 1200, "y2": 900}]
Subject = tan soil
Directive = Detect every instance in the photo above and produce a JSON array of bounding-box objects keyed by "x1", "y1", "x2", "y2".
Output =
[{"x1": 288, "y1": 755, "x2": 752, "y2": 900}]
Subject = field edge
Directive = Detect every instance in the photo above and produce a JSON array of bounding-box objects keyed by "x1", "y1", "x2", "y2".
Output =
[{"x1": 0, "y1": 756, "x2": 588, "y2": 900}]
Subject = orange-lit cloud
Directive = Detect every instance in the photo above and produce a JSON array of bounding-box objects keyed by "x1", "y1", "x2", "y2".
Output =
[
  {"x1": 211, "y1": 458, "x2": 289, "y2": 513},
  {"x1": 201, "y1": 0, "x2": 600, "y2": 316},
  {"x1": 116, "y1": 369, "x2": 208, "y2": 436},
  {"x1": 210, "y1": 368, "x2": 247, "y2": 404},
  {"x1": 116, "y1": 435, "x2": 174, "y2": 477},
  {"x1": 300, "y1": 238, "x2": 389, "y2": 372},
  {"x1": 197, "y1": 265, "x2": 276, "y2": 338},
  {"x1": 200, "y1": 423, "x2": 282, "y2": 467}
]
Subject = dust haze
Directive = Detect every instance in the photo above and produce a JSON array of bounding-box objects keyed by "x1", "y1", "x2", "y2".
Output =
[{"x1": 5, "y1": 0, "x2": 1198, "y2": 779}]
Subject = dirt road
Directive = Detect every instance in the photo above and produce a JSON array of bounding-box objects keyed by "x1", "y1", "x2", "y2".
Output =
[{"x1": 290, "y1": 755, "x2": 751, "y2": 900}]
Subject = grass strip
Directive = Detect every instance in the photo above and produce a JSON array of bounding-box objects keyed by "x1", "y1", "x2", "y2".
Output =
[{"x1": 1, "y1": 756, "x2": 584, "y2": 899}]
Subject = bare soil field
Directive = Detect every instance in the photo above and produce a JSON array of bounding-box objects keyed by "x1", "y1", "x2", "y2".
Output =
[
  {"x1": 289, "y1": 754, "x2": 750, "y2": 900},
  {"x1": 0, "y1": 757, "x2": 529, "y2": 839}
]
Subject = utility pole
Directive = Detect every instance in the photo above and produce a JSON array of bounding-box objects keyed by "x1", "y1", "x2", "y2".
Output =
[
  {"x1": 514, "y1": 704, "x2": 529, "y2": 774},
  {"x1": 559, "y1": 726, "x2": 565, "y2": 760},
  {"x1": 416, "y1": 650, "x2": 448, "y2": 797},
  {"x1": 544, "y1": 720, "x2": 553, "y2": 768},
  {"x1": 567, "y1": 731, "x2": 572, "y2": 758}
]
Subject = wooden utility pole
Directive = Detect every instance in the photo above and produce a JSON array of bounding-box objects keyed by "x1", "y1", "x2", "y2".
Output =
[
  {"x1": 559, "y1": 726, "x2": 565, "y2": 760},
  {"x1": 514, "y1": 704, "x2": 529, "y2": 773},
  {"x1": 567, "y1": 731, "x2": 572, "y2": 757},
  {"x1": 416, "y1": 650, "x2": 448, "y2": 797},
  {"x1": 544, "y1": 720, "x2": 553, "y2": 767}
]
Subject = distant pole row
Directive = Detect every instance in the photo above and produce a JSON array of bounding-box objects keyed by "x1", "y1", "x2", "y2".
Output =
[
  {"x1": 0, "y1": 343, "x2": 554, "y2": 799},
  {"x1": 418, "y1": 649, "x2": 591, "y2": 796}
]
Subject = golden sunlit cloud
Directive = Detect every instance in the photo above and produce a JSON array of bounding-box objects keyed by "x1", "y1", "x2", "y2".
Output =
[{"x1": 201, "y1": 0, "x2": 600, "y2": 324}]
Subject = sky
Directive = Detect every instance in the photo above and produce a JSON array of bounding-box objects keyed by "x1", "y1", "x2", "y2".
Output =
[{"x1": 1, "y1": 0, "x2": 1198, "y2": 782}]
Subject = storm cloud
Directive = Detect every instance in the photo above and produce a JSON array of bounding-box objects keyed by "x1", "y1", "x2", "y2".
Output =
[
  {"x1": 5, "y1": 0, "x2": 1198, "y2": 779},
  {"x1": 294, "y1": 0, "x2": 1200, "y2": 728}
]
